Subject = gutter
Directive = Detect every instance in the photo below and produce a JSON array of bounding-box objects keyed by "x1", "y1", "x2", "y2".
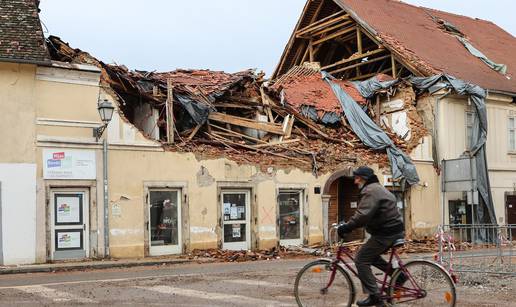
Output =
[{"x1": 0, "y1": 57, "x2": 51, "y2": 66}]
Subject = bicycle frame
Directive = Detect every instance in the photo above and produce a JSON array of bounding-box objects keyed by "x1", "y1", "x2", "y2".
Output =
[{"x1": 323, "y1": 244, "x2": 425, "y2": 303}]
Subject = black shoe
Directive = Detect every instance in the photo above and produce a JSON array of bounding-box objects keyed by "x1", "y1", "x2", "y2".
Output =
[
  {"x1": 394, "y1": 271, "x2": 408, "y2": 287},
  {"x1": 356, "y1": 294, "x2": 384, "y2": 306}
]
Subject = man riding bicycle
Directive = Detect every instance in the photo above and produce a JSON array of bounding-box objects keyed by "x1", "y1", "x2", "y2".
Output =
[{"x1": 337, "y1": 166, "x2": 406, "y2": 307}]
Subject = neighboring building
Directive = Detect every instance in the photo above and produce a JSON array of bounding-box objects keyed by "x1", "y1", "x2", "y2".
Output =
[
  {"x1": 0, "y1": 0, "x2": 49, "y2": 265},
  {"x1": 274, "y1": 0, "x2": 516, "y2": 238}
]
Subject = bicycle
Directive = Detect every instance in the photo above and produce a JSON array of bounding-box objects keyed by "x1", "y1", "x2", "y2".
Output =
[{"x1": 294, "y1": 225, "x2": 456, "y2": 306}]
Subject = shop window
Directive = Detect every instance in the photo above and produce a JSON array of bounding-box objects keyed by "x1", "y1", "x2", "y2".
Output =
[{"x1": 278, "y1": 190, "x2": 303, "y2": 241}]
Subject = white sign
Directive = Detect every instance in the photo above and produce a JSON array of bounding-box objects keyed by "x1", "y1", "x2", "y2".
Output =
[
  {"x1": 43, "y1": 149, "x2": 96, "y2": 179},
  {"x1": 56, "y1": 196, "x2": 81, "y2": 224},
  {"x1": 56, "y1": 231, "x2": 82, "y2": 249},
  {"x1": 350, "y1": 202, "x2": 358, "y2": 209},
  {"x1": 112, "y1": 203, "x2": 122, "y2": 217}
]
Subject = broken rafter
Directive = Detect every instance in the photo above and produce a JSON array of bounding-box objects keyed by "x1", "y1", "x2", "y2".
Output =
[
  {"x1": 208, "y1": 112, "x2": 285, "y2": 135},
  {"x1": 166, "y1": 79, "x2": 174, "y2": 144},
  {"x1": 321, "y1": 48, "x2": 386, "y2": 71},
  {"x1": 208, "y1": 122, "x2": 268, "y2": 144}
]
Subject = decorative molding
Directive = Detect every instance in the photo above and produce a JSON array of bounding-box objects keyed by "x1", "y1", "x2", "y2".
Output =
[{"x1": 37, "y1": 118, "x2": 102, "y2": 128}]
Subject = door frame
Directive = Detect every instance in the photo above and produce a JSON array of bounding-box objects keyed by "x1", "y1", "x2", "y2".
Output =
[
  {"x1": 49, "y1": 188, "x2": 90, "y2": 260},
  {"x1": 148, "y1": 188, "x2": 182, "y2": 256},
  {"x1": 143, "y1": 181, "x2": 189, "y2": 257},
  {"x1": 220, "y1": 189, "x2": 251, "y2": 250},
  {"x1": 277, "y1": 188, "x2": 305, "y2": 247},
  {"x1": 275, "y1": 183, "x2": 310, "y2": 245}
]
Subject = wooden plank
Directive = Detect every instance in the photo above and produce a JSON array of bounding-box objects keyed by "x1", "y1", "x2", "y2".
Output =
[
  {"x1": 213, "y1": 103, "x2": 254, "y2": 109},
  {"x1": 329, "y1": 54, "x2": 390, "y2": 75},
  {"x1": 209, "y1": 123, "x2": 267, "y2": 144},
  {"x1": 166, "y1": 79, "x2": 174, "y2": 144},
  {"x1": 313, "y1": 26, "x2": 356, "y2": 46},
  {"x1": 253, "y1": 139, "x2": 301, "y2": 148},
  {"x1": 220, "y1": 138, "x2": 310, "y2": 165},
  {"x1": 321, "y1": 48, "x2": 385, "y2": 70},
  {"x1": 285, "y1": 116, "x2": 295, "y2": 139},
  {"x1": 259, "y1": 87, "x2": 275, "y2": 123},
  {"x1": 187, "y1": 124, "x2": 202, "y2": 140},
  {"x1": 208, "y1": 112, "x2": 285, "y2": 135}
]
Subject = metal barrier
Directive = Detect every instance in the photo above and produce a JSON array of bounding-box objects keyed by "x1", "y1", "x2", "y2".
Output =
[{"x1": 438, "y1": 224, "x2": 516, "y2": 275}]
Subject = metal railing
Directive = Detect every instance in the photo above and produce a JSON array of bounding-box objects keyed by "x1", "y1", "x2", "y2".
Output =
[{"x1": 438, "y1": 224, "x2": 516, "y2": 275}]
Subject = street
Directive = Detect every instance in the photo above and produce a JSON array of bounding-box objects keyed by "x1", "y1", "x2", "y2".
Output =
[{"x1": 0, "y1": 258, "x2": 514, "y2": 306}]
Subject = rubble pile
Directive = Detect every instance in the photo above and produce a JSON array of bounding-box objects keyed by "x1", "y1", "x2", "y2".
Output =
[{"x1": 46, "y1": 36, "x2": 426, "y2": 174}]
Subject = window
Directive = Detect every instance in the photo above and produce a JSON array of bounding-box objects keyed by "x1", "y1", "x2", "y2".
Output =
[
  {"x1": 465, "y1": 111, "x2": 475, "y2": 150},
  {"x1": 509, "y1": 116, "x2": 516, "y2": 152},
  {"x1": 278, "y1": 190, "x2": 302, "y2": 242}
]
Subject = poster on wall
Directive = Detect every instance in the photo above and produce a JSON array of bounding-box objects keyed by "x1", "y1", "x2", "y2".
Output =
[
  {"x1": 55, "y1": 195, "x2": 82, "y2": 225},
  {"x1": 56, "y1": 230, "x2": 82, "y2": 250},
  {"x1": 43, "y1": 149, "x2": 96, "y2": 180}
]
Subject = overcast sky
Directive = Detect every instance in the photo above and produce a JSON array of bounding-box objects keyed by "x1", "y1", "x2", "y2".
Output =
[{"x1": 39, "y1": 0, "x2": 515, "y2": 77}]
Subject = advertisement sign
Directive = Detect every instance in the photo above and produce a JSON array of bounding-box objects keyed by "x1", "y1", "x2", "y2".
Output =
[
  {"x1": 56, "y1": 230, "x2": 82, "y2": 250},
  {"x1": 55, "y1": 195, "x2": 82, "y2": 225},
  {"x1": 43, "y1": 149, "x2": 96, "y2": 180}
]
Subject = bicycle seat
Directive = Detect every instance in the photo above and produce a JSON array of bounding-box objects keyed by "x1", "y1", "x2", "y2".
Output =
[{"x1": 392, "y1": 238, "x2": 405, "y2": 248}]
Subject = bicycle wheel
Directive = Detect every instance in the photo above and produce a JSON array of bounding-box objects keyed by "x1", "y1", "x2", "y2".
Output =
[
  {"x1": 294, "y1": 259, "x2": 355, "y2": 307},
  {"x1": 389, "y1": 260, "x2": 456, "y2": 306}
]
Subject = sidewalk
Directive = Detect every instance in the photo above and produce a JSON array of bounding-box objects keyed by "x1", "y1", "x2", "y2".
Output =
[{"x1": 0, "y1": 256, "x2": 209, "y2": 275}]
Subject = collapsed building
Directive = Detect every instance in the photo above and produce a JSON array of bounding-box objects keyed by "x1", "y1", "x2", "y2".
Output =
[{"x1": 1, "y1": 0, "x2": 515, "y2": 264}]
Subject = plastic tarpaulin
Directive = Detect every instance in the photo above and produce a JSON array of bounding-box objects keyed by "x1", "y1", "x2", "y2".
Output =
[
  {"x1": 175, "y1": 94, "x2": 214, "y2": 125},
  {"x1": 322, "y1": 72, "x2": 420, "y2": 185},
  {"x1": 409, "y1": 74, "x2": 496, "y2": 225},
  {"x1": 456, "y1": 36, "x2": 507, "y2": 75}
]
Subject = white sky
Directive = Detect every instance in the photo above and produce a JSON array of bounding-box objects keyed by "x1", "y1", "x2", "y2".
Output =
[{"x1": 39, "y1": 0, "x2": 516, "y2": 77}]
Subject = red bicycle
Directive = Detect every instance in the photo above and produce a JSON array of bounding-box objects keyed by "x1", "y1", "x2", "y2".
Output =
[{"x1": 294, "y1": 229, "x2": 456, "y2": 306}]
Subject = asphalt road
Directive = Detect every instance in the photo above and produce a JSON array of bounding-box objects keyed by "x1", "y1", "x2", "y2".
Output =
[{"x1": 0, "y1": 258, "x2": 514, "y2": 306}]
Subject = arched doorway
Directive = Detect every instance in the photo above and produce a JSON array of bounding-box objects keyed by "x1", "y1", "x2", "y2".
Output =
[{"x1": 323, "y1": 167, "x2": 365, "y2": 242}]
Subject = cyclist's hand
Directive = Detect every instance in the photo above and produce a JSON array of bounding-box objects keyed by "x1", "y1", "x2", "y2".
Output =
[{"x1": 337, "y1": 222, "x2": 352, "y2": 238}]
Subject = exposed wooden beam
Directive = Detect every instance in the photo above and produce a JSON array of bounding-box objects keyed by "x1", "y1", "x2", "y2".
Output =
[
  {"x1": 313, "y1": 26, "x2": 356, "y2": 45},
  {"x1": 357, "y1": 28, "x2": 363, "y2": 54},
  {"x1": 208, "y1": 112, "x2": 285, "y2": 135},
  {"x1": 296, "y1": 11, "x2": 348, "y2": 37},
  {"x1": 166, "y1": 79, "x2": 174, "y2": 144},
  {"x1": 311, "y1": 20, "x2": 354, "y2": 38},
  {"x1": 391, "y1": 54, "x2": 397, "y2": 78},
  {"x1": 321, "y1": 48, "x2": 386, "y2": 70},
  {"x1": 329, "y1": 54, "x2": 391, "y2": 75},
  {"x1": 347, "y1": 66, "x2": 392, "y2": 81},
  {"x1": 309, "y1": 41, "x2": 314, "y2": 62}
]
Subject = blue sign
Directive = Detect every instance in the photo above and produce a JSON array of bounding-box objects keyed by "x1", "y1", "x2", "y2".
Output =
[{"x1": 47, "y1": 159, "x2": 61, "y2": 168}]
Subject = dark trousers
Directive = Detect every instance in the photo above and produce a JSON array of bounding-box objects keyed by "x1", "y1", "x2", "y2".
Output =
[{"x1": 355, "y1": 234, "x2": 404, "y2": 295}]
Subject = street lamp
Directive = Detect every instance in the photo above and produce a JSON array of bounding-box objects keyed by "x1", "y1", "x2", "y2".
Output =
[
  {"x1": 93, "y1": 98, "x2": 115, "y2": 258},
  {"x1": 93, "y1": 99, "x2": 115, "y2": 141}
]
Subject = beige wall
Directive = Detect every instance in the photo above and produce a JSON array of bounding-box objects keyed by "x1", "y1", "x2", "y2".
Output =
[
  {"x1": 0, "y1": 63, "x2": 37, "y2": 163},
  {"x1": 437, "y1": 94, "x2": 516, "y2": 225},
  {"x1": 107, "y1": 146, "x2": 326, "y2": 258}
]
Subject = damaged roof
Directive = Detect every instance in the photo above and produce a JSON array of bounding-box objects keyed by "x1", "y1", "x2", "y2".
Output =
[
  {"x1": 337, "y1": 0, "x2": 516, "y2": 94},
  {"x1": 0, "y1": 0, "x2": 49, "y2": 63},
  {"x1": 275, "y1": 0, "x2": 516, "y2": 95}
]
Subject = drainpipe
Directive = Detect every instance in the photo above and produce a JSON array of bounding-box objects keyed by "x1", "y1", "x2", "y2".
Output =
[{"x1": 103, "y1": 138, "x2": 110, "y2": 257}]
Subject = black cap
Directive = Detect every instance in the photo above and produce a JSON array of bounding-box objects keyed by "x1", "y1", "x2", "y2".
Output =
[{"x1": 353, "y1": 166, "x2": 375, "y2": 180}]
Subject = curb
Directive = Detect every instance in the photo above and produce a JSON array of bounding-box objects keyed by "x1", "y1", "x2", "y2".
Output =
[{"x1": 0, "y1": 259, "x2": 192, "y2": 275}]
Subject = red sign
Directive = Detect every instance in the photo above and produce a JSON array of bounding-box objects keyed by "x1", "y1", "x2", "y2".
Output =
[{"x1": 53, "y1": 152, "x2": 65, "y2": 160}]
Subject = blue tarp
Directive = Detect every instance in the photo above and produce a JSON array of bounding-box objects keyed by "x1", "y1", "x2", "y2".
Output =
[{"x1": 322, "y1": 72, "x2": 420, "y2": 186}]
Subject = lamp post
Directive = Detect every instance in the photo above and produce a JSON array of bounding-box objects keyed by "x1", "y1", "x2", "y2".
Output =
[{"x1": 94, "y1": 99, "x2": 114, "y2": 258}]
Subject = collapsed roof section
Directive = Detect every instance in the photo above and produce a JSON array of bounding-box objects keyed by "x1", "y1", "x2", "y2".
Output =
[
  {"x1": 46, "y1": 36, "x2": 423, "y2": 175},
  {"x1": 273, "y1": 0, "x2": 516, "y2": 96}
]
